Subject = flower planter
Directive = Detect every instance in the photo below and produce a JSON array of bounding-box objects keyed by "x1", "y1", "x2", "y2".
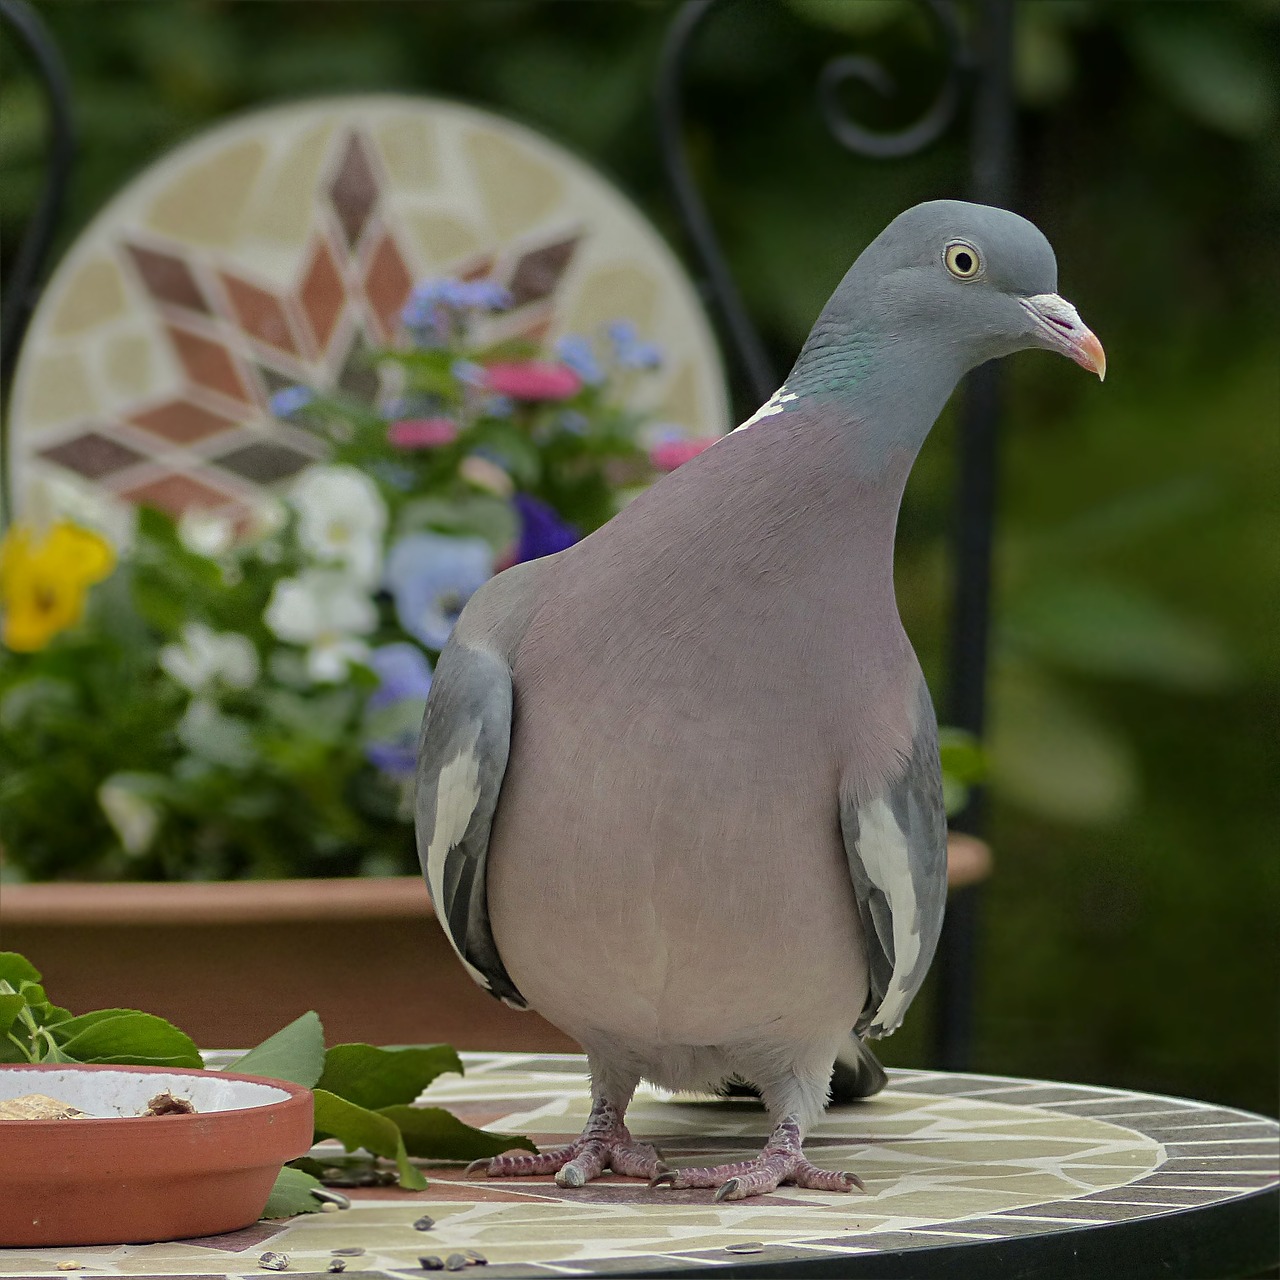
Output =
[{"x1": 2, "y1": 837, "x2": 989, "y2": 1051}]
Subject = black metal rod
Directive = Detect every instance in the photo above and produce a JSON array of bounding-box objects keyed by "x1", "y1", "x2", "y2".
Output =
[
  {"x1": 0, "y1": 0, "x2": 76, "y2": 529},
  {"x1": 655, "y1": 0, "x2": 778, "y2": 408},
  {"x1": 933, "y1": 0, "x2": 1016, "y2": 1073}
]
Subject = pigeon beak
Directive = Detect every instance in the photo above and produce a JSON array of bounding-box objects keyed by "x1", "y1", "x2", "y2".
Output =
[{"x1": 1019, "y1": 293, "x2": 1107, "y2": 382}]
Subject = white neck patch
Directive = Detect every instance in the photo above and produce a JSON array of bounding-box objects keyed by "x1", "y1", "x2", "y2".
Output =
[{"x1": 730, "y1": 384, "x2": 797, "y2": 435}]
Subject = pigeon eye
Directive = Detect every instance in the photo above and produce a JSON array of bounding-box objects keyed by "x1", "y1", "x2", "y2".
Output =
[{"x1": 944, "y1": 241, "x2": 981, "y2": 279}]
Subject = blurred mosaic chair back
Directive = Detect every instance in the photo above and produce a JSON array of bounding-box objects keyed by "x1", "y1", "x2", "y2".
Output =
[{"x1": 3, "y1": 94, "x2": 729, "y2": 533}]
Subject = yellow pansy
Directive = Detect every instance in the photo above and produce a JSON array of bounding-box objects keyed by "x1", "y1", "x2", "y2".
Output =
[{"x1": 0, "y1": 520, "x2": 116, "y2": 652}]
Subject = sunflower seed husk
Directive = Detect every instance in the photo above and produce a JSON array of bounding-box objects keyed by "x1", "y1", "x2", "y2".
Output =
[
  {"x1": 332, "y1": 1247, "x2": 365, "y2": 1257},
  {"x1": 413, "y1": 1213, "x2": 436, "y2": 1231},
  {"x1": 313, "y1": 1187, "x2": 352, "y2": 1208},
  {"x1": 726, "y1": 1242, "x2": 765, "y2": 1254},
  {"x1": 55, "y1": 1264, "x2": 83, "y2": 1272},
  {"x1": 445, "y1": 1255, "x2": 469, "y2": 1272},
  {"x1": 465, "y1": 1251, "x2": 489, "y2": 1266},
  {"x1": 258, "y1": 1253, "x2": 290, "y2": 1271},
  {"x1": 327, "y1": 1262, "x2": 346, "y2": 1274},
  {"x1": 419, "y1": 1258, "x2": 444, "y2": 1271}
]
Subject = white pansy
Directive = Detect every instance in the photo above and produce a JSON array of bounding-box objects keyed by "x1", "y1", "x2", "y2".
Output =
[
  {"x1": 289, "y1": 465, "x2": 387, "y2": 584},
  {"x1": 98, "y1": 775, "x2": 162, "y2": 856},
  {"x1": 265, "y1": 568, "x2": 377, "y2": 684},
  {"x1": 177, "y1": 510, "x2": 237, "y2": 559},
  {"x1": 159, "y1": 622, "x2": 260, "y2": 694}
]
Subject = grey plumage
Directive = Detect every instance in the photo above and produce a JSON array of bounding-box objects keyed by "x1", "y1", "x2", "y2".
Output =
[{"x1": 415, "y1": 199, "x2": 1104, "y2": 1198}]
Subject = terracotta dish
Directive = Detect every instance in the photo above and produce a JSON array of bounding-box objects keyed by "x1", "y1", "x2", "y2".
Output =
[{"x1": 0, "y1": 1062, "x2": 314, "y2": 1246}]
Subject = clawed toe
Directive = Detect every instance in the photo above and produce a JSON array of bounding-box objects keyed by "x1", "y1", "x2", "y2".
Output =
[{"x1": 713, "y1": 1177, "x2": 741, "y2": 1202}]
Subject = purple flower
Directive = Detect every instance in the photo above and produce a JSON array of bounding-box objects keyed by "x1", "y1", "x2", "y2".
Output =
[
  {"x1": 365, "y1": 642, "x2": 433, "y2": 712},
  {"x1": 270, "y1": 385, "x2": 314, "y2": 417},
  {"x1": 384, "y1": 532, "x2": 493, "y2": 650},
  {"x1": 365, "y1": 740, "x2": 417, "y2": 778},
  {"x1": 606, "y1": 320, "x2": 663, "y2": 370},
  {"x1": 513, "y1": 493, "x2": 578, "y2": 564},
  {"x1": 554, "y1": 334, "x2": 603, "y2": 385}
]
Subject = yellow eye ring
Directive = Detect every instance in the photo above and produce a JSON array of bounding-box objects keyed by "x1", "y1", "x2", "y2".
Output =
[{"x1": 944, "y1": 241, "x2": 982, "y2": 279}]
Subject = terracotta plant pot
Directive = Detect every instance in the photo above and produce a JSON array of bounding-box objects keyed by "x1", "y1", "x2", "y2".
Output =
[
  {"x1": 0, "y1": 1062, "x2": 314, "y2": 1247},
  {"x1": 2, "y1": 838, "x2": 989, "y2": 1051}
]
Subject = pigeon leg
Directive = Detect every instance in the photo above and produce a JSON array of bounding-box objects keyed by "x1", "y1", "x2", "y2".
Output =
[
  {"x1": 650, "y1": 1115, "x2": 864, "y2": 1201},
  {"x1": 466, "y1": 1093, "x2": 663, "y2": 1187}
]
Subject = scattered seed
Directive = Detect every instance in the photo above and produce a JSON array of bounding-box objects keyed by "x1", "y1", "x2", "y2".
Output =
[
  {"x1": 444, "y1": 1256, "x2": 469, "y2": 1273},
  {"x1": 465, "y1": 1250, "x2": 489, "y2": 1266},
  {"x1": 725, "y1": 1242, "x2": 765, "y2": 1254},
  {"x1": 55, "y1": 1264, "x2": 82, "y2": 1273},
  {"x1": 258, "y1": 1252, "x2": 290, "y2": 1271},
  {"x1": 419, "y1": 1258, "x2": 444, "y2": 1271},
  {"x1": 413, "y1": 1213, "x2": 436, "y2": 1231},
  {"x1": 313, "y1": 1187, "x2": 352, "y2": 1209},
  {"x1": 327, "y1": 1262, "x2": 346, "y2": 1274},
  {"x1": 332, "y1": 1247, "x2": 365, "y2": 1257},
  {"x1": 319, "y1": 1202, "x2": 340, "y2": 1213}
]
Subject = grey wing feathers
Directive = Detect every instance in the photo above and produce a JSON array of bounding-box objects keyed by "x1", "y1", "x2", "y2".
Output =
[
  {"x1": 839, "y1": 678, "x2": 948, "y2": 1039},
  {"x1": 414, "y1": 634, "x2": 526, "y2": 1009}
]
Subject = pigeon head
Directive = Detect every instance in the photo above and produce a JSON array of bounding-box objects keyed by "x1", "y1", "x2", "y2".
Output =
[{"x1": 784, "y1": 199, "x2": 1105, "y2": 470}]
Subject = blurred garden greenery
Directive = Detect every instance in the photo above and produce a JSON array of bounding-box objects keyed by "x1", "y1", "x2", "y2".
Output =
[{"x1": 1, "y1": 0, "x2": 1276, "y2": 1114}]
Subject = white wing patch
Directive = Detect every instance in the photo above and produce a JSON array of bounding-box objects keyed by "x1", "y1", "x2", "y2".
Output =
[
  {"x1": 857, "y1": 796, "x2": 921, "y2": 1034},
  {"x1": 425, "y1": 735, "x2": 489, "y2": 990},
  {"x1": 729, "y1": 384, "x2": 797, "y2": 435}
]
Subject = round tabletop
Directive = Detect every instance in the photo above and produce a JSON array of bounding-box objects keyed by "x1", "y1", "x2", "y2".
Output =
[{"x1": 5, "y1": 1053, "x2": 1276, "y2": 1279}]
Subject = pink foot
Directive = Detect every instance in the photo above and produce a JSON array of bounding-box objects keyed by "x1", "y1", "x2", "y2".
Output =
[
  {"x1": 466, "y1": 1097, "x2": 662, "y2": 1188},
  {"x1": 650, "y1": 1115, "x2": 865, "y2": 1202}
]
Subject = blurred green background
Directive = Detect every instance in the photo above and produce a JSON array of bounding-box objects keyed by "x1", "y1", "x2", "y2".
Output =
[{"x1": 2, "y1": 0, "x2": 1276, "y2": 1115}]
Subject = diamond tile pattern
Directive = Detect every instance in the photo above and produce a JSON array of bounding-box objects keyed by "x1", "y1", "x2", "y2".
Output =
[
  {"x1": 123, "y1": 242, "x2": 210, "y2": 313},
  {"x1": 13, "y1": 102, "x2": 729, "y2": 527},
  {"x1": 508, "y1": 234, "x2": 580, "y2": 307},
  {"x1": 327, "y1": 131, "x2": 380, "y2": 249},
  {"x1": 218, "y1": 272, "x2": 301, "y2": 357},
  {"x1": 362, "y1": 229, "x2": 413, "y2": 341},
  {"x1": 39, "y1": 431, "x2": 146, "y2": 480}
]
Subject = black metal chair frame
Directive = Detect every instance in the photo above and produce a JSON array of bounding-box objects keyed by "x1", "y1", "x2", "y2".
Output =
[{"x1": 0, "y1": 0, "x2": 1015, "y2": 1072}]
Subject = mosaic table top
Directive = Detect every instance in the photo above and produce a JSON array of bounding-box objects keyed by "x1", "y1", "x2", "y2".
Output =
[
  {"x1": 3, "y1": 1053, "x2": 1276, "y2": 1279},
  {"x1": 10, "y1": 94, "x2": 728, "y2": 535}
]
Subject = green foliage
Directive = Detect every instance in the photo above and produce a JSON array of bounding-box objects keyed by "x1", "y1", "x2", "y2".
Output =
[{"x1": 0, "y1": 954, "x2": 537, "y2": 1209}]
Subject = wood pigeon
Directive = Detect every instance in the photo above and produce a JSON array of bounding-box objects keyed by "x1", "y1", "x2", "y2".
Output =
[{"x1": 415, "y1": 199, "x2": 1105, "y2": 1200}]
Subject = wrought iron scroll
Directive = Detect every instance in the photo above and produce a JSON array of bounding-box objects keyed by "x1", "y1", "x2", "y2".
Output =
[
  {"x1": 656, "y1": 0, "x2": 1014, "y2": 1073},
  {"x1": 0, "y1": 0, "x2": 75, "y2": 529}
]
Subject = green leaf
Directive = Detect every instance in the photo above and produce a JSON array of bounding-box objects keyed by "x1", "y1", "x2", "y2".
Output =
[
  {"x1": 0, "y1": 993, "x2": 26, "y2": 1030},
  {"x1": 0, "y1": 953, "x2": 41, "y2": 986},
  {"x1": 312, "y1": 1088, "x2": 427, "y2": 1190},
  {"x1": 233, "y1": 1011, "x2": 326, "y2": 1087},
  {"x1": 262, "y1": 1165, "x2": 325, "y2": 1218},
  {"x1": 56, "y1": 1012, "x2": 203, "y2": 1068},
  {"x1": 380, "y1": 1105, "x2": 537, "y2": 1161},
  {"x1": 317, "y1": 1043, "x2": 462, "y2": 1111}
]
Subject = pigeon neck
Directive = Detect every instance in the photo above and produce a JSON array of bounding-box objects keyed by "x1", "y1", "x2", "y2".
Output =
[{"x1": 782, "y1": 323, "x2": 966, "y2": 480}]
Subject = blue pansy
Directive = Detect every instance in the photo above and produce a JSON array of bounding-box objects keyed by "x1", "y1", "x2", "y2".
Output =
[
  {"x1": 554, "y1": 334, "x2": 603, "y2": 385},
  {"x1": 365, "y1": 739, "x2": 417, "y2": 778},
  {"x1": 513, "y1": 493, "x2": 578, "y2": 563},
  {"x1": 365, "y1": 642, "x2": 433, "y2": 712},
  {"x1": 384, "y1": 532, "x2": 493, "y2": 650}
]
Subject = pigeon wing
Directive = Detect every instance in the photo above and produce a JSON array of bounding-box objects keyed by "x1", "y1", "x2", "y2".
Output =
[{"x1": 839, "y1": 678, "x2": 948, "y2": 1039}]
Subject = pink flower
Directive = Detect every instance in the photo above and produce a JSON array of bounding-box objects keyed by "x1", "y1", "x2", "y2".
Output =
[
  {"x1": 388, "y1": 417, "x2": 460, "y2": 449},
  {"x1": 483, "y1": 361, "x2": 582, "y2": 401},
  {"x1": 649, "y1": 438, "x2": 716, "y2": 471}
]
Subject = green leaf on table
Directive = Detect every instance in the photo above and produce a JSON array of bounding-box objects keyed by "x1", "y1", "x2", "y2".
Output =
[
  {"x1": 317, "y1": 1043, "x2": 462, "y2": 1111},
  {"x1": 0, "y1": 953, "x2": 41, "y2": 986},
  {"x1": 262, "y1": 1165, "x2": 324, "y2": 1219},
  {"x1": 313, "y1": 1088, "x2": 427, "y2": 1190},
  {"x1": 56, "y1": 1012, "x2": 203, "y2": 1068},
  {"x1": 233, "y1": 1011, "x2": 326, "y2": 1087},
  {"x1": 380, "y1": 1105, "x2": 537, "y2": 1161}
]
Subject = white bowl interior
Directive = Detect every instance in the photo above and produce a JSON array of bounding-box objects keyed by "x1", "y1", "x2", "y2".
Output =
[{"x1": 0, "y1": 1067, "x2": 291, "y2": 1118}]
